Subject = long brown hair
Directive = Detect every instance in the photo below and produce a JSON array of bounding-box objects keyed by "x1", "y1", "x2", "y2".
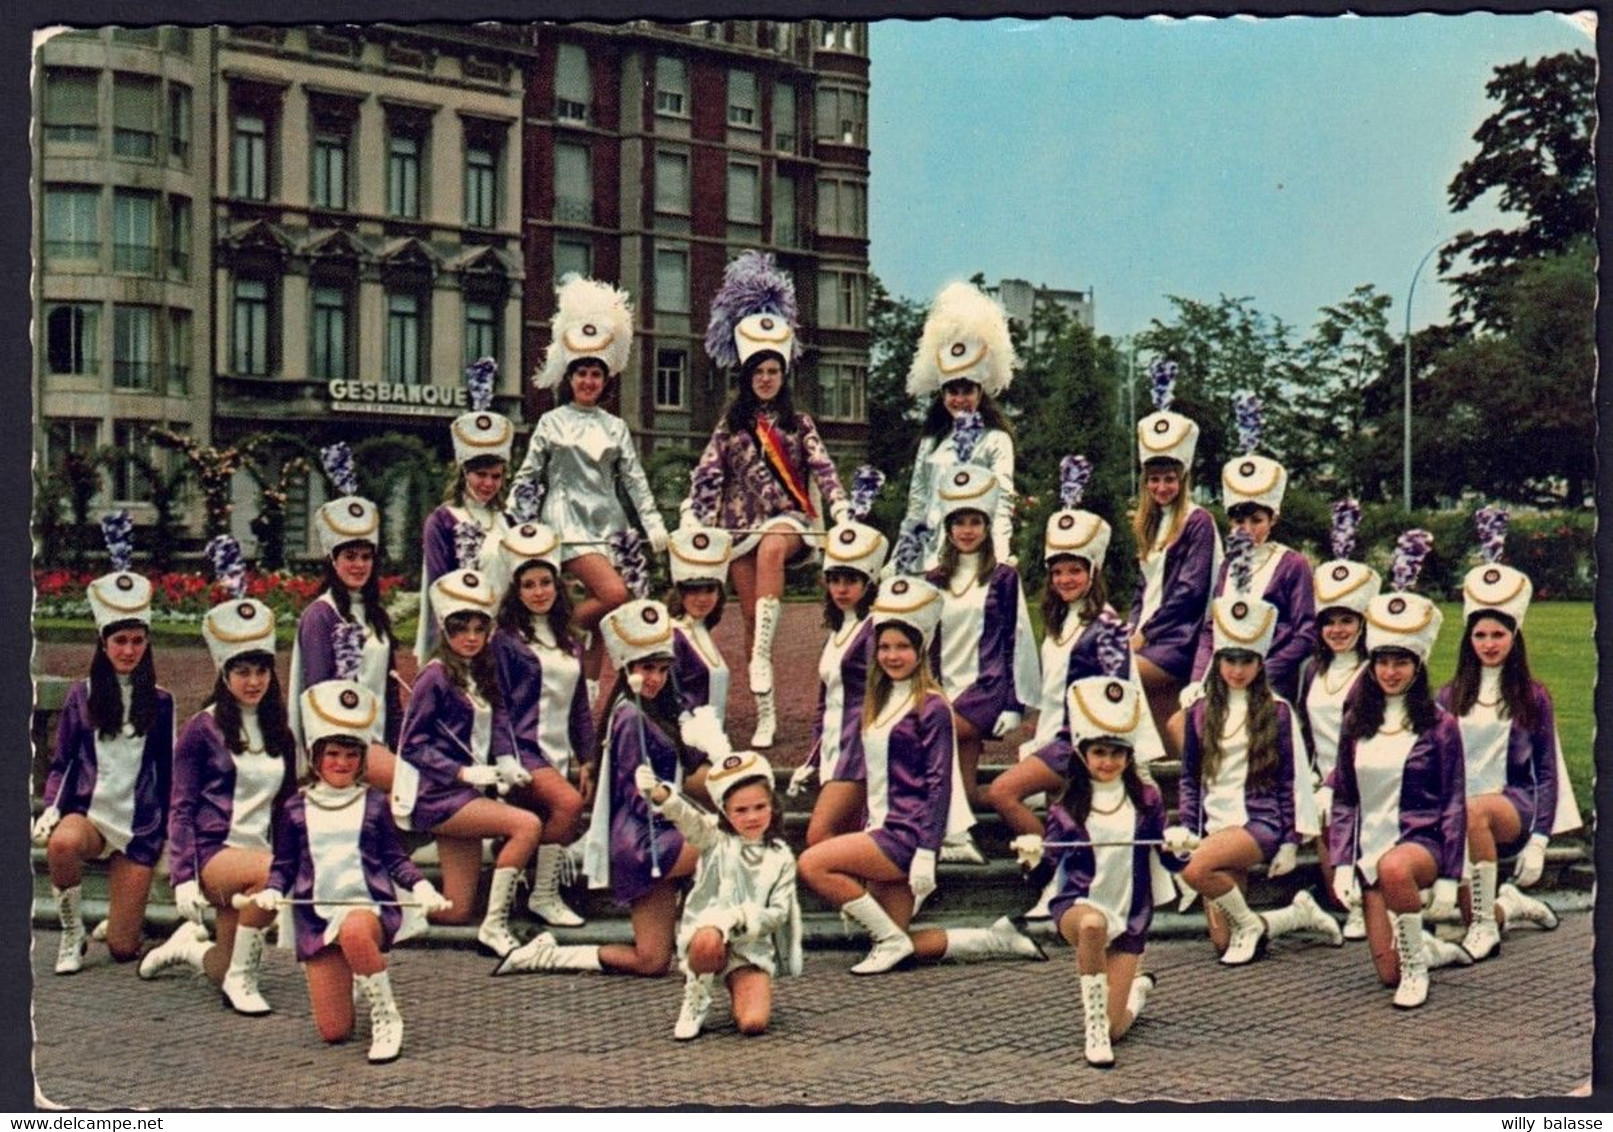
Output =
[
  {"x1": 862, "y1": 622, "x2": 945, "y2": 728},
  {"x1": 496, "y1": 560, "x2": 577, "y2": 650},
  {"x1": 88, "y1": 624, "x2": 158, "y2": 738},
  {"x1": 1131, "y1": 459, "x2": 1192, "y2": 560},
  {"x1": 589, "y1": 659, "x2": 694, "y2": 774},
  {"x1": 319, "y1": 550, "x2": 395, "y2": 644},
  {"x1": 441, "y1": 454, "x2": 510, "y2": 509},
  {"x1": 1310, "y1": 608, "x2": 1367, "y2": 673},
  {"x1": 932, "y1": 511, "x2": 997, "y2": 587},
  {"x1": 1057, "y1": 741, "x2": 1149, "y2": 827},
  {"x1": 431, "y1": 612, "x2": 502, "y2": 708},
  {"x1": 822, "y1": 569, "x2": 877, "y2": 630},
  {"x1": 1447, "y1": 612, "x2": 1537, "y2": 731},
  {"x1": 1199, "y1": 658, "x2": 1279, "y2": 791},
  {"x1": 206, "y1": 655, "x2": 297, "y2": 762},
  {"x1": 668, "y1": 581, "x2": 727, "y2": 630},
  {"x1": 1344, "y1": 653, "x2": 1440, "y2": 743},
  {"x1": 1041, "y1": 556, "x2": 1109, "y2": 638},
  {"x1": 920, "y1": 388, "x2": 1013, "y2": 440}
]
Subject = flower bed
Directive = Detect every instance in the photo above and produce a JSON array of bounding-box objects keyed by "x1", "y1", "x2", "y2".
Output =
[{"x1": 33, "y1": 569, "x2": 409, "y2": 624}]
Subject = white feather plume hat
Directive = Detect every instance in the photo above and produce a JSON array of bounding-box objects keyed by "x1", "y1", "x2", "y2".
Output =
[
  {"x1": 907, "y1": 282, "x2": 1018, "y2": 399},
  {"x1": 535, "y1": 275, "x2": 635, "y2": 389}
]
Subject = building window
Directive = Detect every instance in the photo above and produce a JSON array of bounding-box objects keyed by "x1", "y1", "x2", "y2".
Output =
[
  {"x1": 43, "y1": 186, "x2": 100, "y2": 264},
  {"x1": 654, "y1": 149, "x2": 690, "y2": 215},
  {"x1": 464, "y1": 300, "x2": 499, "y2": 368},
  {"x1": 554, "y1": 235, "x2": 592, "y2": 282},
  {"x1": 45, "y1": 419, "x2": 99, "y2": 479},
  {"x1": 168, "y1": 82, "x2": 191, "y2": 164},
  {"x1": 727, "y1": 161, "x2": 760, "y2": 224},
  {"x1": 818, "y1": 362, "x2": 867, "y2": 422},
  {"x1": 818, "y1": 269, "x2": 866, "y2": 329},
  {"x1": 654, "y1": 56, "x2": 688, "y2": 118},
  {"x1": 232, "y1": 112, "x2": 270, "y2": 200},
  {"x1": 464, "y1": 142, "x2": 498, "y2": 228},
  {"x1": 773, "y1": 173, "x2": 797, "y2": 247},
  {"x1": 820, "y1": 22, "x2": 862, "y2": 53},
  {"x1": 112, "y1": 190, "x2": 157, "y2": 274},
  {"x1": 772, "y1": 82, "x2": 797, "y2": 153},
  {"x1": 310, "y1": 285, "x2": 350, "y2": 380},
  {"x1": 168, "y1": 196, "x2": 191, "y2": 280},
  {"x1": 43, "y1": 69, "x2": 99, "y2": 146},
  {"x1": 654, "y1": 349, "x2": 687, "y2": 409},
  {"x1": 654, "y1": 246, "x2": 689, "y2": 315},
  {"x1": 817, "y1": 177, "x2": 868, "y2": 238},
  {"x1": 311, "y1": 127, "x2": 350, "y2": 210},
  {"x1": 815, "y1": 85, "x2": 867, "y2": 147},
  {"x1": 45, "y1": 303, "x2": 100, "y2": 376},
  {"x1": 113, "y1": 305, "x2": 157, "y2": 390},
  {"x1": 112, "y1": 74, "x2": 159, "y2": 158},
  {"x1": 233, "y1": 278, "x2": 271, "y2": 375},
  {"x1": 727, "y1": 69, "x2": 757, "y2": 129},
  {"x1": 168, "y1": 308, "x2": 191, "y2": 394},
  {"x1": 554, "y1": 43, "x2": 591, "y2": 124},
  {"x1": 554, "y1": 141, "x2": 593, "y2": 224},
  {"x1": 387, "y1": 129, "x2": 423, "y2": 218},
  {"x1": 386, "y1": 291, "x2": 425, "y2": 384},
  {"x1": 111, "y1": 422, "x2": 157, "y2": 503}
]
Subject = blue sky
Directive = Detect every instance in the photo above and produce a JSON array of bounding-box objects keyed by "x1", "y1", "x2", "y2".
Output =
[{"x1": 868, "y1": 13, "x2": 1593, "y2": 340}]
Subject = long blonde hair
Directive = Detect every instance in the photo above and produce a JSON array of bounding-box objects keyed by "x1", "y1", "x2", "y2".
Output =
[
  {"x1": 862, "y1": 622, "x2": 945, "y2": 728},
  {"x1": 1132, "y1": 460, "x2": 1192, "y2": 560}
]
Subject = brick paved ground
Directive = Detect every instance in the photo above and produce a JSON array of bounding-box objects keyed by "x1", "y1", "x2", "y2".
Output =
[{"x1": 31, "y1": 910, "x2": 1592, "y2": 1109}]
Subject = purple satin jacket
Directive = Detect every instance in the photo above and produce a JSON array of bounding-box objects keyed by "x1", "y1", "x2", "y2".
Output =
[
  {"x1": 928, "y1": 562, "x2": 1030, "y2": 735},
  {"x1": 1190, "y1": 547, "x2": 1317, "y2": 703},
  {"x1": 869, "y1": 692, "x2": 954, "y2": 859},
  {"x1": 1436, "y1": 681, "x2": 1557, "y2": 841},
  {"x1": 491, "y1": 628, "x2": 594, "y2": 774},
  {"x1": 168, "y1": 712, "x2": 295, "y2": 887},
  {"x1": 297, "y1": 597, "x2": 402, "y2": 749},
  {"x1": 1178, "y1": 697, "x2": 1299, "y2": 846},
  {"x1": 809, "y1": 616, "x2": 874, "y2": 778},
  {"x1": 605, "y1": 700, "x2": 693, "y2": 905},
  {"x1": 397, "y1": 661, "x2": 515, "y2": 791},
  {"x1": 1127, "y1": 507, "x2": 1219, "y2": 682},
  {"x1": 1045, "y1": 784, "x2": 1181, "y2": 940}
]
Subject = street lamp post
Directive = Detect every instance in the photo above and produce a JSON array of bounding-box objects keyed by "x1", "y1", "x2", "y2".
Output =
[{"x1": 1403, "y1": 236, "x2": 1454, "y2": 512}]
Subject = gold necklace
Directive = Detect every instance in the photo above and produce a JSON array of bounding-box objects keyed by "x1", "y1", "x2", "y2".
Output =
[
  {"x1": 1089, "y1": 790, "x2": 1127, "y2": 816},
  {"x1": 1378, "y1": 720, "x2": 1408, "y2": 736},
  {"x1": 831, "y1": 616, "x2": 862, "y2": 649},
  {"x1": 948, "y1": 572, "x2": 980, "y2": 598},
  {"x1": 1321, "y1": 659, "x2": 1363, "y2": 696},
  {"x1": 1053, "y1": 610, "x2": 1084, "y2": 648},
  {"x1": 1475, "y1": 694, "x2": 1502, "y2": 708},
  {"x1": 1220, "y1": 717, "x2": 1247, "y2": 741},
  {"x1": 305, "y1": 785, "x2": 365, "y2": 812},
  {"x1": 681, "y1": 622, "x2": 724, "y2": 669},
  {"x1": 872, "y1": 688, "x2": 914, "y2": 730}
]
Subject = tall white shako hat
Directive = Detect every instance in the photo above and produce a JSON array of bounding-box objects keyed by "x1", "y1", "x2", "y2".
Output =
[
  {"x1": 602, "y1": 599, "x2": 676, "y2": 669},
  {"x1": 704, "y1": 250, "x2": 801, "y2": 372},
  {"x1": 493, "y1": 520, "x2": 563, "y2": 585},
  {"x1": 1221, "y1": 392, "x2": 1287, "y2": 514},
  {"x1": 1044, "y1": 454, "x2": 1111, "y2": 570},
  {"x1": 870, "y1": 575, "x2": 944, "y2": 648},
  {"x1": 301, "y1": 679, "x2": 380, "y2": 748},
  {"x1": 907, "y1": 281, "x2": 1017, "y2": 400},
  {"x1": 1065, "y1": 617, "x2": 1142, "y2": 749},
  {"x1": 669, "y1": 527, "x2": 733, "y2": 587},
  {"x1": 706, "y1": 749, "x2": 776, "y2": 809},
  {"x1": 87, "y1": 510, "x2": 153, "y2": 631},
  {"x1": 1136, "y1": 359, "x2": 1198, "y2": 470},
  {"x1": 936, "y1": 464, "x2": 1000, "y2": 527},
  {"x1": 1462, "y1": 505, "x2": 1532, "y2": 628},
  {"x1": 429, "y1": 568, "x2": 497, "y2": 629},
  {"x1": 1313, "y1": 498, "x2": 1381, "y2": 617},
  {"x1": 451, "y1": 357, "x2": 513, "y2": 466},
  {"x1": 313, "y1": 441, "x2": 381, "y2": 558},
  {"x1": 824, "y1": 464, "x2": 890, "y2": 580},
  {"x1": 1365, "y1": 529, "x2": 1442, "y2": 661},
  {"x1": 199, "y1": 535, "x2": 276, "y2": 670},
  {"x1": 1210, "y1": 530, "x2": 1276, "y2": 657},
  {"x1": 536, "y1": 275, "x2": 635, "y2": 389}
]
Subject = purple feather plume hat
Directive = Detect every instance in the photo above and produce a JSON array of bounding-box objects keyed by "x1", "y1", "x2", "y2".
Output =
[{"x1": 705, "y1": 251, "x2": 801, "y2": 372}]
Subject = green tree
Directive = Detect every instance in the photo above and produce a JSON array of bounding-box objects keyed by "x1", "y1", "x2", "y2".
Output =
[
  {"x1": 1285, "y1": 283, "x2": 1396, "y2": 495},
  {"x1": 863, "y1": 275, "x2": 928, "y2": 535},
  {"x1": 1441, "y1": 51, "x2": 1595, "y2": 329}
]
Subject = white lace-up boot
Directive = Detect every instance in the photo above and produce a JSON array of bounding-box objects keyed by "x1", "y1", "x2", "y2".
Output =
[
  {"x1": 53, "y1": 885, "x2": 87, "y2": 975},
  {"x1": 1209, "y1": 887, "x2": 1268, "y2": 966},
  {"x1": 748, "y1": 597, "x2": 781, "y2": 747},
  {"x1": 477, "y1": 867, "x2": 523, "y2": 958},
  {"x1": 841, "y1": 894, "x2": 915, "y2": 975},
  {"x1": 528, "y1": 844, "x2": 585, "y2": 927},
  {"x1": 493, "y1": 930, "x2": 603, "y2": 975},
  {"x1": 220, "y1": 925, "x2": 272, "y2": 1015},
  {"x1": 139, "y1": 920, "x2": 211, "y2": 979},
  {"x1": 1497, "y1": 882, "x2": 1559, "y2": 932},
  {"x1": 1460, "y1": 860, "x2": 1502, "y2": 961},
  {"x1": 941, "y1": 916, "x2": 1047, "y2": 962},
  {"x1": 673, "y1": 973, "x2": 714, "y2": 1040},
  {"x1": 1080, "y1": 973, "x2": 1114, "y2": 1068},
  {"x1": 1391, "y1": 911, "x2": 1430, "y2": 1009},
  {"x1": 355, "y1": 971, "x2": 403, "y2": 1063},
  {"x1": 1260, "y1": 890, "x2": 1344, "y2": 947}
]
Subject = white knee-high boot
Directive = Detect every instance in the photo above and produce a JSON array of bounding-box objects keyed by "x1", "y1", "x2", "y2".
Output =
[
  {"x1": 1391, "y1": 911, "x2": 1430, "y2": 1009},
  {"x1": 492, "y1": 930, "x2": 603, "y2": 975},
  {"x1": 528, "y1": 844, "x2": 585, "y2": 927},
  {"x1": 220, "y1": 925, "x2": 272, "y2": 1015},
  {"x1": 1460, "y1": 860, "x2": 1501, "y2": 961},
  {"x1": 841, "y1": 893, "x2": 915, "y2": 975},
  {"x1": 1260, "y1": 890, "x2": 1344, "y2": 947},
  {"x1": 53, "y1": 885, "x2": 86, "y2": 975},
  {"x1": 941, "y1": 917, "x2": 1047, "y2": 963},
  {"x1": 1209, "y1": 887, "x2": 1268, "y2": 966},
  {"x1": 477, "y1": 866, "x2": 523, "y2": 958},
  {"x1": 1080, "y1": 973, "x2": 1114, "y2": 1067},
  {"x1": 748, "y1": 597, "x2": 781, "y2": 748},
  {"x1": 138, "y1": 920, "x2": 211, "y2": 980},
  {"x1": 1497, "y1": 882, "x2": 1559, "y2": 932},
  {"x1": 354, "y1": 971, "x2": 403, "y2": 1063}
]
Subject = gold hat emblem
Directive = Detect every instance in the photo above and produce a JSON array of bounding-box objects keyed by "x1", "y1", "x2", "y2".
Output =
[
  {"x1": 237, "y1": 602, "x2": 256, "y2": 619},
  {"x1": 476, "y1": 414, "x2": 492, "y2": 430},
  {"x1": 760, "y1": 317, "x2": 775, "y2": 330},
  {"x1": 1483, "y1": 568, "x2": 1501, "y2": 585},
  {"x1": 693, "y1": 533, "x2": 710, "y2": 550},
  {"x1": 953, "y1": 471, "x2": 970, "y2": 486},
  {"x1": 521, "y1": 524, "x2": 536, "y2": 537},
  {"x1": 1332, "y1": 565, "x2": 1349, "y2": 581},
  {"x1": 1105, "y1": 681, "x2": 1124, "y2": 703},
  {"x1": 348, "y1": 501, "x2": 365, "y2": 517},
  {"x1": 722, "y1": 754, "x2": 742, "y2": 770},
  {"x1": 1058, "y1": 514, "x2": 1075, "y2": 530},
  {"x1": 461, "y1": 572, "x2": 479, "y2": 587},
  {"x1": 116, "y1": 574, "x2": 134, "y2": 591},
  {"x1": 950, "y1": 342, "x2": 967, "y2": 357},
  {"x1": 1153, "y1": 419, "x2": 1169, "y2": 434},
  {"x1": 1388, "y1": 597, "x2": 1406, "y2": 615},
  {"x1": 892, "y1": 580, "x2": 909, "y2": 595},
  {"x1": 1232, "y1": 600, "x2": 1249, "y2": 619},
  {"x1": 1239, "y1": 460, "x2": 1256, "y2": 477},
  {"x1": 642, "y1": 607, "x2": 659, "y2": 624},
  {"x1": 581, "y1": 323, "x2": 597, "y2": 336},
  {"x1": 839, "y1": 528, "x2": 856, "y2": 544},
  {"x1": 339, "y1": 689, "x2": 360, "y2": 709}
]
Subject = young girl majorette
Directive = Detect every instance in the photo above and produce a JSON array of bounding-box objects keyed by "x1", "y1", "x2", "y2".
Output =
[
  {"x1": 1297, "y1": 499, "x2": 1381, "y2": 941},
  {"x1": 513, "y1": 276, "x2": 669, "y2": 697},
  {"x1": 36, "y1": 512, "x2": 173, "y2": 974},
  {"x1": 894, "y1": 281, "x2": 1019, "y2": 572},
  {"x1": 1187, "y1": 395, "x2": 1315, "y2": 704},
  {"x1": 393, "y1": 565, "x2": 541, "y2": 958},
  {"x1": 1168, "y1": 534, "x2": 1333, "y2": 965},
  {"x1": 143, "y1": 540, "x2": 297, "y2": 1016},
  {"x1": 251, "y1": 679, "x2": 451, "y2": 1063},
  {"x1": 1127, "y1": 361, "x2": 1222, "y2": 754},
  {"x1": 1328, "y1": 531, "x2": 1474, "y2": 1008},
  {"x1": 496, "y1": 600, "x2": 702, "y2": 977},
  {"x1": 797, "y1": 576, "x2": 1043, "y2": 975},
  {"x1": 1014, "y1": 669, "x2": 1181, "y2": 1068},
  {"x1": 1438, "y1": 508, "x2": 1578, "y2": 961},
  {"x1": 686, "y1": 251, "x2": 849, "y2": 749},
  {"x1": 290, "y1": 442, "x2": 400, "y2": 788},
  {"x1": 416, "y1": 358, "x2": 516, "y2": 660},
  {"x1": 925, "y1": 464, "x2": 1040, "y2": 863},
  {"x1": 787, "y1": 467, "x2": 889, "y2": 847},
  {"x1": 668, "y1": 525, "x2": 735, "y2": 735},
  {"x1": 635, "y1": 750, "x2": 803, "y2": 1040},
  {"x1": 489, "y1": 520, "x2": 591, "y2": 929}
]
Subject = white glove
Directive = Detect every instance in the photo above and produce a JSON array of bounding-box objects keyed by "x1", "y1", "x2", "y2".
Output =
[
  {"x1": 1425, "y1": 877, "x2": 1459, "y2": 922},
  {"x1": 908, "y1": 848, "x2": 937, "y2": 907},
  {"x1": 251, "y1": 889, "x2": 284, "y2": 913},
  {"x1": 1178, "y1": 681, "x2": 1206, "y2": 710},
  {"x1": 731, "y1": 901, "x2": 765, "y2": 941},
  {"x1": 1162, "y1": 825, "x2": 1199, "y2": 858},
  {"x1": 1314, "y1": 784, "x2": 1334, "y2": 820},
  {"x1": 648, "y1": 526, "x2": 670, "y2": 555},
  {"x1": 1268, "y1": 842, "x2": 1298, "y2": 878},
  {"x1": 1332, "y1": 865, "x2": 1358, "y2": 910},
  {"x1": 991, "y1": 711, "x2": 1023, "y2": 739},
  {"x1": 460, "y1": 764, "x2": 500, "y2": 789},
  {"x1": 173, "y1": 880, "x2": 210, "y2": 925},
  {"x1": 495, "y1": 757, "x2": 532, "y2": 791},
  {"x1": 30, "y1": 806, "x2": 60, "y2": 847},
  {"x1": 829, "y1": 499, "x2": 852, "y2": 526},
  {"x1": 1010, "y1": 833, "x2": 1045, "y2": 871},
  {"x1": 634, "y1": 764, "x2": 662, "y2": 800},
  {"x1": 1513, "y1": 835, "x2": 1548, "y2": 887},
  {"x1": 411, "y1": 880, "x2": 452, "y2": 915},
  {"x1": 786, "y1": 762, "x2": 816, "y2": 798}
]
